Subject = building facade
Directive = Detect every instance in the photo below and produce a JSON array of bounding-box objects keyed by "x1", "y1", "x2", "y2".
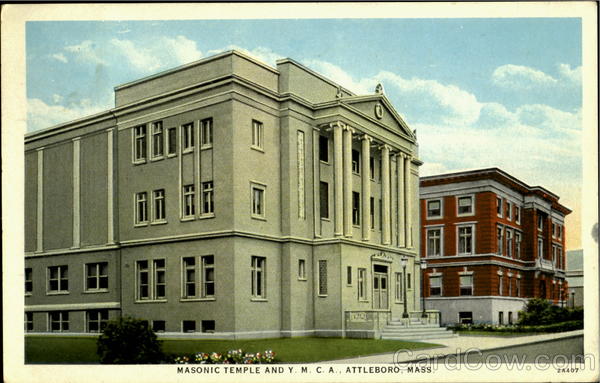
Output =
[
  {"x1": 419, "y1": 168, "x2": 571, "y2": 325},
  {"x1": 566, "y1": 249, "x2": 583, "y2": 307},
  {"x1": 25, "y1": 50, "x2": 424, "y2": 338}
]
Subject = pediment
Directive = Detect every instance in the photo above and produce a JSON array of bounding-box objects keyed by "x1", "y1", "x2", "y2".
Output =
[{"x1": 341, "y1": 95, "x2": 415, "y2": 140}]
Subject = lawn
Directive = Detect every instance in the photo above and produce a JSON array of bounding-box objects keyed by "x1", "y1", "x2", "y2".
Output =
[
  {"x1": 25, "y1": 335, "x2": 441, "y2": 364},
  {"x1": 454, "y1": 330, "x2": 548, "y2": 337}
]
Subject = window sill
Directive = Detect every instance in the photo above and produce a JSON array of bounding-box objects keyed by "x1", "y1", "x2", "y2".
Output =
[
  {"x1": 83, "y1": 289, "x2": 109, "y2": 294},
  {"x1": 133, "y1": 160, "x2": 147, "y2": 165},
  {"x1": 180, "y1": 297, "x2": 216, "y2": 302},
  {"x1": 319, "y1": 160, "x2": 330, "y2": 165},
  {"x1": 358, "y1": 299, "x2": 369, "y2": 303},
  {"x1": 352, "y1": 171, "x2": 360, "y2": 176},
  {"x1": 134, "y1": 222, "x2": 149, "y2": 228},
  {"x1": 183, "y1": 148, "x2": 195, "y2": 154},
  {"x1": 46, "y1": 291, "x2": 69, "y2": 296},
  {"x1": 250, "y1": 145, "x2": 264, "y2": 153},
  {"x1": 250, "y1": 298, "x2": 268, "y2": 302},
  {"x1": 320, "y1": 217, "x2": 331, "y2": 222},
  {"x1": 198, "y1": 213, "x2": 215, "y2": 220},
  {"x1": 457, "y1": 213, "x2": 475, "y2": 218},
  {"x1": 317, "y1": 294, "x2": 328, "y2": 298},
  {"x1": 181, "y1": 216, "x2": 195, "y2": 222},
  {"x1": 426, "y1": 216, "x2": 443, "y2": 220},
  {"x1": 135, "y1": 299, "x2": 168, "y2": 304},
  {"x1": 166, "y1": 153, "x2": 177, "y2": 158},
  {"x1": 298, "y1": 278, "x2": 307, "y2": 282},
  {"x1": 25, "y1": 293, "x2": 32, "y2": 297},
  {"x1": 150, "y1": 156, "x2": 164, "y2": 162},
  {"x1": 251, "y1": 215, "x2": 267, "y2": 221},
  {"x1": 200, "y1": 144, "x2": 213, "y2": 150},
  {"x1": 151, "y1": 220, "x2": 168, "y2": 226}
]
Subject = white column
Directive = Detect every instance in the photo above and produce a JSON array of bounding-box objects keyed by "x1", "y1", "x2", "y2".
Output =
[
  {"x1": 72, "y1": 138, "x2": 81, "y2": 249},
  {"x1": 343, "y1": 125, "x2": 353, "y2": 237},
  {"x1": 107, "y1": 128, "x2": 115, "y2": 244},
  {"x1": 333, "y1": 122, "x2": 343, "y2": 236},
  {"x1": 397, "y1": 153, "x2": 405, "y2": 247},
  {"x1": 36, "y1": 148, "x2": 44, "y2": 252},
  {"x1": 405, "y1": 155, "x2": 413, "y2": 248},
  {"x1": 381, "y1": 144, "x2": 391, "y2": 245},
  {"x1": 361, "y1": 134, "x2": 371, "y2": 241},
  {"x1": 313, "y1": 128, "x2": 321, "y2": 238}
]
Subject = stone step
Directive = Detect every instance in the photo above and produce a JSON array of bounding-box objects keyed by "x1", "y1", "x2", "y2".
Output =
[
  {"x1": 385, "y1": 322, "x2": 440, "y2": 328},
  {"x1": 381, "y1": 328, "x2": 452, "y2": 335},
  {"x1": 382, "y1": 332, "x2": 457, "y2": 341}
]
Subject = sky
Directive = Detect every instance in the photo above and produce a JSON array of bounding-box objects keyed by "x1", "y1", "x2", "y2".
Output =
[{"x1": 25, "y1": 18, "x2": 583, "y2": 249}]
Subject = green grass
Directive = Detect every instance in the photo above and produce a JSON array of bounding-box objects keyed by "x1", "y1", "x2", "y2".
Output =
[
  {"x1": 454, "y1": 330, "x2": 548, "y2": 337},
  {"x1": 25, "y1": 335, "x2": 441, "y2": 364}
]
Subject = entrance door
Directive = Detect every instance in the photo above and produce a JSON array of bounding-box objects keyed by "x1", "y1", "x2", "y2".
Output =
[{"x1": 373, "y1": 265, "x2": 389, "y2": 309}]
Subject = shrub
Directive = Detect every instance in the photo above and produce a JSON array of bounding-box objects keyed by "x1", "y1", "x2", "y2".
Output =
[
  {"x1": 517, "y1": 298, "x2": 582, "y2": 325},
  {"x1": 97, "y1": 317, "x2": 164, "y2": 364},
  {"x1": 173, "y1": 349, "x2": 276, "y2": 364}
]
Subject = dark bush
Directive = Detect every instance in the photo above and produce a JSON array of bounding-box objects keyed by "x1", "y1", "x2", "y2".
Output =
[
  {"x1": 97, "y1": 317, "x2": 164, "y2": 364},
  {"x1": 517, "y1": 298, "x2": 581, "y2": 325}
]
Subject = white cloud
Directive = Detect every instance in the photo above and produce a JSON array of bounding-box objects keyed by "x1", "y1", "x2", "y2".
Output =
[
  {"x1": 110, "y1": 38, "x2": 163, "y2": 73},
  {"x1": 27, "y1": 97, "x2": 110, "y2": 132},
  {"x1": 492, "y1": 64, "x2": 558, "y2": 90},
  {"x1": 162, "y1": 35, "x2": 203, "y2": 66},
  {"x1": 64, "y1": 40, "x2": 107, "y2": 66},
  {"x1": 52, "y1": 94, "x2": 63, "y2": 103},
  {"x1": 557, "y1": 63, "x2": 582, "y2": 85},
  {"x1": 51, "y1": 53, "x2": 68, "y2": 63}
]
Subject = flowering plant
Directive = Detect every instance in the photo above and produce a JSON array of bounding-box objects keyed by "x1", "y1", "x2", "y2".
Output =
[{"x1": 173, "y1": 349, "x2": 276, "y2": 364}]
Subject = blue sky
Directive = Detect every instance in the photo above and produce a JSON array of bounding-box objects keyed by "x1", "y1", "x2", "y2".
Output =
[{"x1": 26, "y1": 18, "x2": 583, "y2": 248}]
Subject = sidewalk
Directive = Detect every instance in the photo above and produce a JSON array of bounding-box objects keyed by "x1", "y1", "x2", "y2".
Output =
[{"x1": 327, "y1": 330, "x2": 584, "y2": 364}]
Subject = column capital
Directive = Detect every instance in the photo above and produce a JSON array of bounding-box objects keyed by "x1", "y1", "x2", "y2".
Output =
[
  {"x1": 343, "y1": 125, "x2": 355, "y2": 134},
  {"x1": 329, "y1": 121, "x2": 346, "y2": 131},
  {"x1": 361, "y1": 133, "x2": 373, "y2": 142},
  {"x1": 379, "y1": 143, "x2": 391, "y2": 152}
]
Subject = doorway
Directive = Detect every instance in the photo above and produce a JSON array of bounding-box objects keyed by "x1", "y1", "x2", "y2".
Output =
[{"x1": 373, "y1": 264, "x2": 388, "y2": 309}]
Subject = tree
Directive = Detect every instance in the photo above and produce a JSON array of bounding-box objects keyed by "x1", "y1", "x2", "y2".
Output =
[{"x1": 97, "y1": 317, "x2": 164, "y2": 364}]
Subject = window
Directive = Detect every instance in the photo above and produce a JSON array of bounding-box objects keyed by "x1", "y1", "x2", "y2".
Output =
[
  {"x1": 137, "y1": 260, "x2": 149, "y2": 300},
  {"x1": 251, "y1": 256, "x2": 266, "y2": 298},
  {"x1": 319, "y1": 181, "x2": 329, "y2": 219},
  {"x1": 48, "y1": 265, "x2": 68, "y2": 293},
  {"x1": 183, "y1": 185, "x2": 195, "y2": 218},
  {"x1": 49, "y1": 311, "x2": 69, "y2": 332},
  {"x1": 537, "y1": 238, "x2": 544, "y2": 258},
  {"x1": 153, "y1": 189, "x2": 166, "y2": 222},
  {"x1": 183, "y1": 122, "x2": 194, "y2": 151},
  {"x1": 552, "y1": 245, "x2": 558, "y2": 266},
  {"x1": 251, "y1": 184, "x2": 266, "y2": 219},
  {"x1": 135, "y1": 192, "x2": 148, "y2": 224},
  {"x1": 458, "y1": 226, "x2": 474, "y2": 255},
  {"x1": 516, "y1": 279, "x2": 521, "y2": 297},
  {"x1": 496, "y1": 197, "x2": 503, "y2": 217},
  {"x1": 515, "y1": 206, "x2": 521, "y2": 224},
  {"x1": 515, "y1": 232, "x2": 522, "y2": 259},
  {"x1": 407, "y1": 273, "x2": 412, "y2": 289},
  {"x1": 319, "y1": 135, "x2": 329, "y2": 162},
  {"x1": 395, "y1": 272, "x2": 403, "y2": 301},
  {"x1": 552, "y1": 223, "x2": 556, "y2": 238},
  {"x1": 201, "y1": 118, "x2": 213, "y2": 148},
  {"x1": 298, "y1": 259, "x2": 306, "y2": 280},
  {"x1": 508, "y1": 277, "x2": 513, "y2": 296},
  {"x1": 136, "y1": 259, "x2": 166, "y2": 301},
  {"x1": 202, "y1": 255, "x2": 214, "y2": 297},
  {"x1": 351, "y1": 149, "x2": 360, "y2": 174},
  {"x1": 318, "y1": 260, "x2": 328, "y2": 296},
  {"x1": 459, "y1": 312, "x2": 473, "y2": 324},
  {"x1": 427, "y1": 228, "x2": 442, "y2": 257},
  {"x1": 358, "y1": 268, "x2": 367, "y2": 300},
  {"x1": 508, "y1": 312, "x2": 513, "y2": 325},
  {"x1": 87, "y1": 310, "x2": 108, "y2": 333},
  {"x1": 498, "y1": 312, "x2": 504, "y2": 325},
  {"x1": 346, "y1": 266, "x2": 352, "y2": 285},
  {"x1": 460, "y1": 274, "x2": 473, "y2": 295},
  {"x1": 352, "y1": 191, "x2": 360, "y2": 225},
  {"x1": 496, "y1": 227, "x2": 504, "y2": 255},
  {"x1": 152, "y1": 320, "x2": 165, "y2": 333},
  {"x1": 498, "y1": 275, "x2": 503, "y2": 295},
  {"x1": 457, "y1": 196, "x2": 473, "y2": 215},
  {"x1": 429, "y1": 275, "x2": 442, "y2": 296},
  {"x1": 202, "y1": 320, "x2": 215, "y2": 333},
  {"x1": 183, "y1": 320, "x2": 196, "y2": 333},
  {"x1": 506, "y1": 201, "x2": 512, "y2": 220},
  {"x1": 183, "y1": 257, "x2": 196, "y2": 298},
  {"x1": 86, "y1": 262, "x2": 108, "y2": 291},
  {"x1": 370, "y1": 197, "x2": 375, "y2": 229},
  {"x1": 202, "y1": 181, "x2": 214, "y2": 214},
  {"x1": 167, "y1": 127, "x2": 177, "y2": 156},
  {"x1": 506, "y1": 229, "x2": 513, "y2": 258},
  {"x1": 154, "y1": 259, "x2": 166, "y2": 299},
  {"x1": 151, "y1": 121, "x2": 164, "y2": 158},
  {"x1": 25, "y1": 312, "x2": 33, "y2": 332},
  {"x1": 558, "y1": 224, "x2": 562, "y2": 239},
  {"x1": 537, "y1": 214, "x2": 544, "y2": 231},
  {"x1": 369, "y1": 157, "x2": 375, "y2": 179},
  {"x1": 134, "y1": 125, "x2": 147, "y2": 162},
  {"x1": 25, "y1": 268, "x2": 32, "y2": 294},
  {"x1": 378, "y1": 199, "x2": 382, "y2": 230},
  {"x1": 251, "y1": 120, "x2": 263, "y2": 149},
  {"x1": 427, "y1": 199, "x2": 442, "y2": 219}
]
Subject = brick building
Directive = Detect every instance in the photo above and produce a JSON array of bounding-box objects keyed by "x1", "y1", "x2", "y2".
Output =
[
  {"x1": 24, "y1": 50, "x2": 425, "y2": 338},
  {"x1": 419, "y1": 168, "x2": 571, "y2": 325}
]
